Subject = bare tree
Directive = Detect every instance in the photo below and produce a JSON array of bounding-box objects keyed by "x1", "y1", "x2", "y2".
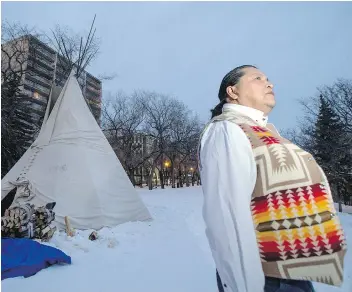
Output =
[
  {"x1": 135, "y1": 91, "x2": 187, "y2": 190},
  {"x1": 2, "y1": 22, "x2": 31, "y2": 83},
  {"x1": 47, "y1": 15, "x2": 100, "y2": 82},
  {"x1": 162, "y1": 101, "x2": 188, "y2": 188},
  {"x1": 1, "y1": 21, "x2": 45, "y2": 176},
  {"x1": 165, "y1": 110, "x2": 202, "y2": 188},
  {"x1": 179, "y1": 115, "x2": 203, "y2": 187},
  {"x1": 102, "y1": 91, "x2": 157, "y2": 185},
  {"x1": 102, "y1": 90, "x2": 204, "y2": 190}
]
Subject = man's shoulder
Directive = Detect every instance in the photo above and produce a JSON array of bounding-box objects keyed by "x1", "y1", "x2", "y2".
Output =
[
  {"x1": 213, "y1": 112, "x2": 258, "y2": 126},
  {"x1": 201, "y1": 119, "x2": 250, "y2": 144}
]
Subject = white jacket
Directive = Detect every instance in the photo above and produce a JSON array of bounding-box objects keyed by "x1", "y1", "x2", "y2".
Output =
[{"x1": 200, "y1": 103, "x2": 268, "y2": 292}]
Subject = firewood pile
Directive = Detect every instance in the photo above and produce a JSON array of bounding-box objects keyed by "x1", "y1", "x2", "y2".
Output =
[{"x1": 1, "y1": 202, "x2": 57, "y2": 241}]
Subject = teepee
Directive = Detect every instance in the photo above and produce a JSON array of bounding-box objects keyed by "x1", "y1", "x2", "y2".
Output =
[{"x1": 1, "y1": 71, "x2": 152, "y2": 230}]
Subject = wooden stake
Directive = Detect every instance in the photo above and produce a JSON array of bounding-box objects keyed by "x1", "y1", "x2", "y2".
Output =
[{"x1": 64, "y1": 216, "x2": 74, "y2": 237}]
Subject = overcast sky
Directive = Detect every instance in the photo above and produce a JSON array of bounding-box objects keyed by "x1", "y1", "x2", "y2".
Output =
[{"x1": 2, "y1": 1, "x2": 352, "y2": 130}]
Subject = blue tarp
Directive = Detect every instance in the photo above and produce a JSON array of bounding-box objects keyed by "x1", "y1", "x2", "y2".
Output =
[{"x1": 1, "y1": 238, "x2": 71, "y2": 280}]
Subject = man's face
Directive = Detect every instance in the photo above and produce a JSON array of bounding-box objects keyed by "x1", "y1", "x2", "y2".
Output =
[{"x1": 230, "y1": 67, "x2": 276, "y2": 115}]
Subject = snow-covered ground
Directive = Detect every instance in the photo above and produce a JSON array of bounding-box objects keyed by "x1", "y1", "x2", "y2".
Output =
[{"x1": 2, "y1": 187, "x2": 352, "y2": 292}]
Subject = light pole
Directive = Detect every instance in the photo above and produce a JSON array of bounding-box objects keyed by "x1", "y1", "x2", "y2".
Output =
[{"x1": 164, "y1": 161, "x2": 170, "y2": 186}]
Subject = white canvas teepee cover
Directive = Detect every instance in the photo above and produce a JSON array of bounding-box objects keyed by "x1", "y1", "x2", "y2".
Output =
[{"x1": 1, "y1": 72, "x2": 152, "y2": 230}]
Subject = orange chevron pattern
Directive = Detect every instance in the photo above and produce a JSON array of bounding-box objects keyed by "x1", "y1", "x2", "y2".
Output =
[
  {"x1": 252, "y1": 184, "x2": 328, "y2": 220},
  {"x1": 251, "y1": 183, "x2": 345, "y2": 262}
]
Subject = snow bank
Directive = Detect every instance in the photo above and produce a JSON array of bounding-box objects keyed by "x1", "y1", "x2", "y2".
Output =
[{"x1": 2, "y1": 187, "x2": 351, "y2": 292}]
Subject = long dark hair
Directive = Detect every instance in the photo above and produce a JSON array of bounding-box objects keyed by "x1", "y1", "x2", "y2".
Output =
[{"x1": 211, "y1": 65, "x2": 257, "y2": 118}]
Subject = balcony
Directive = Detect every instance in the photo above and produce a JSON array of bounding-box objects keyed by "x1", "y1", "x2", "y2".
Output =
[
  {"x1": 24, "y1": 79, "x2": 51, "y2": 96},
  {"x1": 85, "y1": 90, "x2": 101, "y2": 101},
  {"x1": 22, "y1": 89, "x2": 48, "y2": 104},
  {"x1": 87, "y1": 99, "x2": 102, "y2": 109},
  {"x1": 31, "y1": 47, "x2": 55, "y2": 63},
  {"x1": 86, "y1": 78, "x2": 101, "y2": 91},
  {"x1": 31, "y1": 102, "x2": 46, "y2": 114},
  {"x1": 30, "y1": 56, "x2": 55, "y2": 72},
  {"x1": 56, "y1": 66, "x2": 71, "y2": 80},
  {"x1": 28, "y1": 61, "x2": 54, "y2": 79},
  {"x1": 26, "y1": 73, "x2": 52, "y2": 89},
  {"x1": 56, "y1": 62, "x2": 70, "y2": 72},
  {"x1": 55, "y1": 70, "x2": 69, "y2": 80},
  {"x1": 54, "y1": 78, "x2": 66, "y2": 88},
  {"x1": 86, "y1": 73, "x2": 100, "y2": 83},
  {"x1": 86, "y1": 84, "x2": 101, "y2": 95},
  {"x1": 29, "y1": 37, "x2": 55, "y2": 59},
  {"x1": 38, "y1": 57, "x2": 55, "y2": 71},
  {"x1": 86, "y1": 102, "x2": 101, "y2": 117}
]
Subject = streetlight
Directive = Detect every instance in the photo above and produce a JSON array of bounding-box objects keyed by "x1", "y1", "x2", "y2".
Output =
[
  {"x1": 164, "y1": 161, "x2": 170, "y2": 186},
  {"x1": 190, "y1": 167, "x2": 195, "y2": 186}
]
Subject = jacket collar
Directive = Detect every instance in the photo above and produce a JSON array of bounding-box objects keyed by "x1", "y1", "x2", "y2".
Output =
[{"x1": 222, "y1": 103, "x2": 268, "y2": 127}]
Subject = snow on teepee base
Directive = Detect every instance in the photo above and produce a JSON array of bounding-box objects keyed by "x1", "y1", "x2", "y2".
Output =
[{"x1": 1, "y1": 70, "x2": 152, "y2": 230}]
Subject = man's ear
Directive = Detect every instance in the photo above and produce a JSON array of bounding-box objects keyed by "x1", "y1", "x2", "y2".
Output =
[{"x1": 226, "y1": 86, "x2": 238, "y2": 103}]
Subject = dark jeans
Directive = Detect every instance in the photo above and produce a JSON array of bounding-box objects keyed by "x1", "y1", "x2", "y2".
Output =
[
  {"x1": 216, "y1": 271, "x2": 315, "y2": 292},
  {"x1": 264, "y1": 276, "x2": 315, "y2": 292}
]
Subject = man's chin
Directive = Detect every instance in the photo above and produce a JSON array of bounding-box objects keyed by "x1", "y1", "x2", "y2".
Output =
[
  {"x1": 266, "y1": 100, "x2": 276, "y2": 109},
  {"x1": 263, "y1": 102, "x2": 275, "y2": 114}
]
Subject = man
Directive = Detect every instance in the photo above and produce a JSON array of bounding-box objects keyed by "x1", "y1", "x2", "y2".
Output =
[{"x1": 198, "y1": 65, "x2": 347, "y2": 292}]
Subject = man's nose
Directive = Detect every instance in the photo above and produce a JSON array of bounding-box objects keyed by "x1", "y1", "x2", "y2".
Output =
[{"x1": 267, "y1": 81, "x2": 274, "y2": 89}]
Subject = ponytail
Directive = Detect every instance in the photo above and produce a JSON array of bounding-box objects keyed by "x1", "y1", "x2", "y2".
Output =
[{"x1": 210, "y1": 99, "x2": 226, "y2": 118}]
